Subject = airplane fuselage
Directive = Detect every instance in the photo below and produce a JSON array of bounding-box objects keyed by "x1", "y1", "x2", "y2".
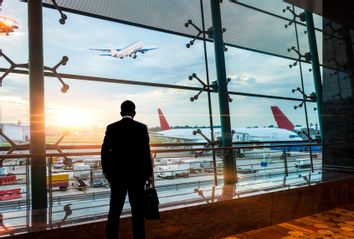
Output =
[
  {"x1": 91, "y1": 41, "x2": 156, "y2": 59},
  {"x1": 157, "y1": 127, "x2": 302, "y2": 143},
  {"x1": 112, "y1": 41, "x2": 143, "y2": 58},
  {"x1": 155, "y1": 108, "x2": 319, "y2": 152}
]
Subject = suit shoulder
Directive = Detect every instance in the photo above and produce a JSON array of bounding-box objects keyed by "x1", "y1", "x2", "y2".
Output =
[
  {"x1": 107, "y1": 121, "x2": 121, "y2": 129},
  {"x1": 133, "y1": 120, "x2": 147, "y2": 129}
]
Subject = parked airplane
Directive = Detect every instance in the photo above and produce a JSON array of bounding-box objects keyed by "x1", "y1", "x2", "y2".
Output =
[
  {"x1": 155, "y1": 108, "x2": 323, "y2": 153},
  {"x1": 270, "y1": 106, "x2": 304, "y2": 133},
  {"x1": 270, "y1": 106, "x2": 295, "y2": 130},
  {"x1": 155, "y1": 108, "x2": 303, "y2": 143},
  {"x1": 89, "y1": 41, "x2": 157, "y2": 59},
  {"x1": 271, "y1": 106, "x2": 321, "y2": 135},
  {"x1": 270, "y1": 106, "x2": 321, "y2": 152}
]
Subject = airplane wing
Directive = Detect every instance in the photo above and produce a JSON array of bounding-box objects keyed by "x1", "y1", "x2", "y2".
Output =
[
  {"x1": 89, "y1": 48, "x2": 122, "y2": 52},
  {"x1": 136, "y1": 47, "x2": 158, "y2": 54},
  {"x1": 88, "y1": 49, "x2": 112, "y2": 56},
  {"x1": 150, "y1": 132, "x2": 201, "y2": 142},
  {"x1": 89, "y1": 48, "x2": 110, "y2": 52}
]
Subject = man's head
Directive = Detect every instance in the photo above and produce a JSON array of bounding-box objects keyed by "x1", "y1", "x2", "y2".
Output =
[{"x1": 120, "y1": 100, "x2": 136, "y2": 118}]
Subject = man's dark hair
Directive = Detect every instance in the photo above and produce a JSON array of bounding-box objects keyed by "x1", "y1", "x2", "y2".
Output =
[{"x1": 121, "y1": 100, "x2": 136, "y2": 117}]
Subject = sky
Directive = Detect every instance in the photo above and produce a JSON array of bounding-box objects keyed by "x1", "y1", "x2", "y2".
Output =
[{"x1": 0, "y1": 0, "x2": 322, "y2": 131}]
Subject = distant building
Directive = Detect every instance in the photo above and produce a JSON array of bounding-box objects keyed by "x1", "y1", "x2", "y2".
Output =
[{"x1": 0, "y1": 123, "x2": 30, "y2": 144}]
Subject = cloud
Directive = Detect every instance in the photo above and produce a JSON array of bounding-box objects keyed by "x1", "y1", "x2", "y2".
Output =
[
  {"x1": 231, "y1": 74, "x2": 257, "y2": 86},
  {"x1": 2, "y1": 95, "x2": 27, "y2": 105},
  {"x1": 1, "y1": 95, "x2": 29, "y2": 123}
]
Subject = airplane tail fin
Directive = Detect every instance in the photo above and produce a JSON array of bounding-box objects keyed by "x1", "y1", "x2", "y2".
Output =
[
  {"x1": 270, "y1": 106, "x2": 295, "y2": 130},
  {"x1": 157, "y1": 108, "x2": 171, "y2": 131},
  {"x1": 109, "y1": 43, "x2": 117, "y2": 56}
]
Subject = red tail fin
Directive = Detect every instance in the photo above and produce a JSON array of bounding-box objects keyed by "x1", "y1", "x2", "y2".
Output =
[
  {"x1": 270, "y1": 106, "x2": 295, "y2": 130},
  {"x1": 157, "y1": 108, "x2": 171, "y2": 131}
]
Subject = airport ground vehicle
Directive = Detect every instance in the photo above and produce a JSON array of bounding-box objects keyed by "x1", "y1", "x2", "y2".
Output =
[
  {"x1": 0, "y1": 167, "x2": 8, "y2": 175},
  {"x1": 237, "y1": 167, "x2": 258, "y2": 174},
  {"x1": 47, "y1": 173, "x2": 69, "y2": 191},
  {"x1": 90, "y1": 169, "x2": 108, "y2": 187},
  {"x1": 295, "y1": 158, "x2": 312, "y2": 169},
  {"x1": 156, "y1": 158, "x2": 205, "y2": 178},
  {"x1": 0, "y1": 175, "x2": 21, "y2": 201},
  {"x1": 73, "y1": 163, "x2": 90, "y2": 179},
  {"x1": 0, "y1": 167, "x2": 22, "y2": 201},
  {"x1": 157, "y1": 163, "x2": 190, "y2": 178}
]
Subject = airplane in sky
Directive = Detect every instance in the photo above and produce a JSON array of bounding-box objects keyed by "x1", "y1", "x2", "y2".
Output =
[
  {"x1": 155, "y1": 108, "x2": 303, "y2": 143},
  {"x1": 89, "y1": 41, "x2": 157, "y2": 59}
]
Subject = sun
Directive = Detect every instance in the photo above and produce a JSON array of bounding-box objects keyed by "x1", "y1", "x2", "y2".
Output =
[{"x1": 50, "y1": 108, "x2": 94, "y2": 128}]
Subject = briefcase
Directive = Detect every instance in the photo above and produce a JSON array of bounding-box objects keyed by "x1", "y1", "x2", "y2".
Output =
[{"x1": 144, "y1": 185, "x2": 160, "y2": 219}]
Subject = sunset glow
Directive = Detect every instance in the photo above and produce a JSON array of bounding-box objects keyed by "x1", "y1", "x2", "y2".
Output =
[{"x1": 50, "y1": 108, "x2": 95, "y2": 128}]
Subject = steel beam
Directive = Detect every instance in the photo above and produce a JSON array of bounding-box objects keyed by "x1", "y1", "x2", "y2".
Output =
[
  {"x1": 210, "y1": 0, "x2": 236, "y2": 184},
  {"x1": 305, "y1": 11, "x2": 322, "y2": 138},
  {"x1": 0, "y1": 68, "x2": 311, "y2": 102},
  {"x1": 28, "y1": 0, "x2": 47, "y2": 222}
]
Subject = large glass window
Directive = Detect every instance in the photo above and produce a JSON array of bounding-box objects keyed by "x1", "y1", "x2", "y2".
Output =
[{"x1": 0, "y1": 0, "x2": 323, "y2": 234}]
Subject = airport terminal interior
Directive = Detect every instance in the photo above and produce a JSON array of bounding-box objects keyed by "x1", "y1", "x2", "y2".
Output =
[{"x1": 0, "y1": 0, "x2": 354, "y2": 238}]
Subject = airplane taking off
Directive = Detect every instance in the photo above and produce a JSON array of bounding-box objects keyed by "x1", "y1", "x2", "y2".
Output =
[
  {"x1": 155, "y1": 108, "x2": 303, "y2": 143},
  {"x1": 89, "y1": 41, "x2": 157, "y2": 59}
]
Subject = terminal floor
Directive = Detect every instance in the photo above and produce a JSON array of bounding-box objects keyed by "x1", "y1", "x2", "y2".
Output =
[{"x1": 222, "y1": 204, "x2": 354, "y2": 239}]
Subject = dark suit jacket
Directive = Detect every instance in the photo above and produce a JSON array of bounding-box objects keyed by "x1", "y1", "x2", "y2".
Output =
[{"x1": 101, "y1": 117, "x2": 153, "y2": 184}]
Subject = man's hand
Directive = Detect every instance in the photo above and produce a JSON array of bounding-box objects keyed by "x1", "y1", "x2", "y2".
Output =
[{"x1": 147, "y1": 176, "x2": 154, "y2": 187}]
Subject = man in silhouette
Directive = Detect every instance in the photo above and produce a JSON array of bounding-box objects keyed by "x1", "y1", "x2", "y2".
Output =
[{"x1": 101, "y1": 100, "x2": 153, "y2": 239}]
